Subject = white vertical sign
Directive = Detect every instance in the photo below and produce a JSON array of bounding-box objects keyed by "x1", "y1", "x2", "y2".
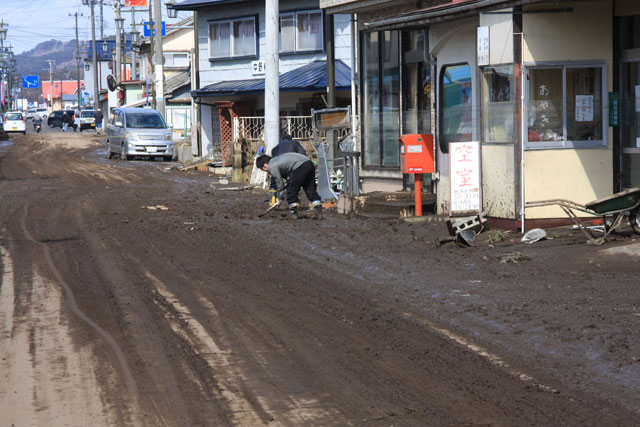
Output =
[
  {"x1": 450, "y1": 141, "x2": 482, "y2": 215},
  {"x1": 477, "y1": 26, "x2": 490, "y2": 66}
]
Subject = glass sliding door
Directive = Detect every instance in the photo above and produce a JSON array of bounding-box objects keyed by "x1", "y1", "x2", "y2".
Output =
[
  {"x1": 362, "y1": 30, "x2": 400, "y2": 168},
  {"x1": 621, "y1": 57, "x2": 640, "y2": 188},
  {"x1": 402, "y1": 30, "x2": 431, "y2": 135}
]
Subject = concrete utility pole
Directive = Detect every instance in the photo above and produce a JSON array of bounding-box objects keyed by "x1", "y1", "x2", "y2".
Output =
[
  {"x1": 84, "y1": 0, "x2": 99, "y2": 109},
  {"x1": 115, "y1": 1, "x2": 122, "y2": 83},
  {"x1": 131, "y1": 10, "x2": 137, "y2": 80},
  {"x1": 148, "y1": 1, "x2": 155, "y2": 109},
  {"x1": 71, "y1": 12, "x2": 82, "y2": 110},
  {"x1": 46, "y1": 59, "x2": 55, "y2": 110},
  {"x1": 0, "y1": 21, "x2": 7, "y2": 111},
  {"x1": 100, "y1": 0, "x2": 104, "y2": 39},
  {"x1": 153, "y1": 0, "x2": 164, "y2": 117},
  {"x1": 264, "y1": 0, "x2": 279, "y2": 153}
]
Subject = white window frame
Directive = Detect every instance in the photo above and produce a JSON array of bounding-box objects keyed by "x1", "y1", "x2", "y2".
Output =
[
  {"x1": 163, "y1": 51, "x2": 190, "y2": 69},
  {"x1": 208, "y1": 16, "x2": 256, "y2": 59},
  {"x1": 525, "y1": 61, "x2": 607, "y2": 149},
  {"x1": 279, "y1": 10, "x2": 323, "y2": 54}
]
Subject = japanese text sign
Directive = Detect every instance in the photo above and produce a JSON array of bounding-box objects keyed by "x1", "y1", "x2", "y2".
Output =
[{"x1": 449, "y1": 141, "x2": 481, "y2": 215}]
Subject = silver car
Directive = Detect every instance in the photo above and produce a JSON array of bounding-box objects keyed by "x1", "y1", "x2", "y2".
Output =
[{"x1": 106, "y1": 108, "x2": 174, "y2": 161}]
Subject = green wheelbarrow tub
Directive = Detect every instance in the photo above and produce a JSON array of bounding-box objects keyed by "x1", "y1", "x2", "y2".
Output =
[{"x1": 585, "y1": 186, "x2": 640, "y2": 214}]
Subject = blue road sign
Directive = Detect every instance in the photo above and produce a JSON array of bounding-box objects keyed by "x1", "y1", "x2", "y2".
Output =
[
  {"x1": 143, "y1": 21, "x2": 166, "y2": 38},
  {"x1": 22, "y1": 75, "x2": 39, "y2": 89}
]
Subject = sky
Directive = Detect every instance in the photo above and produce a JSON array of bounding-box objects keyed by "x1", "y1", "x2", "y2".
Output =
[{"x1": 1, "y1": 0, "x2": 193, "y2": 54}]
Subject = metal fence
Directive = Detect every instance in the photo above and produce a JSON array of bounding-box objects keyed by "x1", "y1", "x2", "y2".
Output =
[{"x1": 233, "y1": 116, "x2": 353, "y2": 143}]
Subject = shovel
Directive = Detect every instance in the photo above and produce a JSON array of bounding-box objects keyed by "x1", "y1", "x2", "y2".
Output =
[{"x1": 257, "y1": 203, "x2": 277, "y2": 218}]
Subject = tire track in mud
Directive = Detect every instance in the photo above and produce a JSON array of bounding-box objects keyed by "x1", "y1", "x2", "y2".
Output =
[
  {"x1": 144, "y1": 270, "x2": 347, "y2": 426},
  {"x1": 18, "y1": 203, "x2": 140, "y2": 412},
  {"x1": 0, "y1": 246, "x2": 115, "y2": 426}
]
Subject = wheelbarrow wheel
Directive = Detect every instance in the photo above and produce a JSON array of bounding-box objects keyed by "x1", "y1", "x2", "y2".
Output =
[{"x1": 629, "y1": 208, "x2": 640, "y2": 235}]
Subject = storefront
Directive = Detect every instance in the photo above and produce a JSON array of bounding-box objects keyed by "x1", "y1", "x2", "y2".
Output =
[{"x1": 320, "y1": 0, "x2": 636, "y2": 225}]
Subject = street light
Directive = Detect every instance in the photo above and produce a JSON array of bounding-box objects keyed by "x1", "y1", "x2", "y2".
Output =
[
  {"x1": 115, "y1": 17, "x2": 125, "y2": 31},
  {"x1": 166, "y1": 0, "x2": 178, "y2": 19},
  {"x1": 102, "y1": 40, "x2": 108, "y2": 52},
  {"x1": 84, "y1": 58, "x2": 91, "y2": 72}
]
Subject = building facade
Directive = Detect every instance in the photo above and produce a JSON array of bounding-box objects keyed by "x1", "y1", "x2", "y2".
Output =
[
  {"x1": 320, "y1": 0, "x2": 640, "y2": 226},
  {"x1": 173, "y1": 0, "x2": 353, "y2": 164}
]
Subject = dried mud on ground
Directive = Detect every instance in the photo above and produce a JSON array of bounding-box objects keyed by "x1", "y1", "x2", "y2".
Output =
[{"x1": 0, "y1": 131, "x2": 639, "y2": 426}]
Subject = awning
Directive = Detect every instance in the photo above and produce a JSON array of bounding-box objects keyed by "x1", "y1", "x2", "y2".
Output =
[
  {"x1": 172, "y1": 0, "x2": 247, "y2": 11},
  {"x1": 192, "y1": 60, "x2": 353, "y2": 98}
]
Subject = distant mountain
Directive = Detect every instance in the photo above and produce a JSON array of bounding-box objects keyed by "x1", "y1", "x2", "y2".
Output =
[{"x1": 15, "y1": 39, "x2": 88, "y2": 103}]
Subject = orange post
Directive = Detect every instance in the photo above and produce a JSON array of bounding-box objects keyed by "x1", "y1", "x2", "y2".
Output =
[{"x1": 415, "y1": 173, "x2": 422, "y2": 216}]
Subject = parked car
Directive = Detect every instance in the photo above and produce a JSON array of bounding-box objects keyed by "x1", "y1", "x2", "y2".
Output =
[
  {"x1": 26, "y1": 108, "x2": 37, "y2": 120},
  {"x1": 106, "y1": 108, "x2": 174, "y2": 161},
  {"x1": 74, "y1": 109, "x2": 96, "y2": 131},
  {"x1": 47, "y1": 110, "x2": 77, "y2": 130},
  {"x1": 4, "y1": 111, "x2": 26, "y2": 135}
]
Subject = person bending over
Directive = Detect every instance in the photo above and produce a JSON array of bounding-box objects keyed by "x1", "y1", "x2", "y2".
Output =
[{"x1": 256, "y1": 152, "x2": 323, "y2": 220}]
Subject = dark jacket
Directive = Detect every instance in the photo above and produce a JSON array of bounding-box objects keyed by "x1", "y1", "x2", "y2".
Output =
[
  {"x1": 62, "y1": 113, "x2": 70, "y2": 124},
  {"x1": 269, "y1": 139, "x2": 307, "y2": 190}
]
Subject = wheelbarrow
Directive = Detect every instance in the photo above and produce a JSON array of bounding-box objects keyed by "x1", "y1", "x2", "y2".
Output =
[{"x1": 525, "y1": 186, "x2": 640, "y2": 244}]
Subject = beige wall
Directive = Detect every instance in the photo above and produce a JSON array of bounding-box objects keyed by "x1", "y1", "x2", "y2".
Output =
[
  {"x1": 616, "y1": 0, "x2": 640, "y2": 16},
  {"x1": 483, "y1": 145, "x2": 517, "y2": 218},
  {"x1": 430, "y1": 18, "x2": 478, "y2": 213},
  {"x1": 524, "y1": 149, "x2": 611, "y2": 218},
  {"x1": 523, "y1": 1, "x2": 613, "y2": 219},
  {"x1": 523, "y1": 1, "x2": 611, "y2": 63},
  {"x1": 163, "y1": 27, "x2": 194, "y2": 51}
]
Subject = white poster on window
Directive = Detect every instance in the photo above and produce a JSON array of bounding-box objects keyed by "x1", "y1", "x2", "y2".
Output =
[
  {"x1": 635, "y1": 86, "x2": 640, "y2": 112},
  {"x1": 449, "y1": 141, "x2": 482, "y2": 215},
  {"x1": 575, "y1": 95, "x2": 594, "y2": 122},
  {"x1": 477, "y1": 26, "x2": 489, "y2": 66}
]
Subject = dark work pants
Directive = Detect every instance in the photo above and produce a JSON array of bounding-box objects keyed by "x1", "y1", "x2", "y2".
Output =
[{"x1": 286, "y1": 160, "x2": 321, "y2": 206}]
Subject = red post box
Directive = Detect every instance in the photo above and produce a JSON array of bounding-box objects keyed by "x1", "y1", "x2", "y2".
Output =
[{"x1": 398, "y1": 134, "x2": 435, "y2": 216}]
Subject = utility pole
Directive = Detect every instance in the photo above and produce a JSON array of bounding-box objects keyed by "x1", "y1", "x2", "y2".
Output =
[
  {"x1": 264, "y1": 0, "x2": 279, "y2": 152},
  {"x1": 100, "y1": 0, "x2": 104, "y2": 39},
  {"x1": 115, "y1": 1, "x2": 122, "y2": 84},
  {"x1": 148, "y1": 1, "x2": 155, "y2": 109},
  {"x1": 131, "y1": 10, "x2": 137, "y2": 80},
  {"x1": 46, "y1": 59, "x2": 55, "y2": 111},
  {"x1": 153, "y1": 0, "x2": 164, "y2": 117},
  {"x1": 0, "y1": 21, "x2": 7, "y2": 112},
  {"x1": 71, "y1": 12, "x2": 83, "y2": 110},
  {"x1": 83, "y1": 0, "x2": 99, "y2": 110}
]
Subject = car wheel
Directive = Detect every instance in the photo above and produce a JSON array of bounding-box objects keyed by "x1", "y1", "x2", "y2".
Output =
[
  {"x1": 164, "y1": 156, "x2": 173, "y2": 162},
  {"x1": 629, "y1": 208, "x2": 640, "y2": 235},
  {"x1": 23, "y1": 131, "x2": 26, "y2": 135},
  {"x1": 120, "y1": 144, "x2": 128, "y2": 161}
]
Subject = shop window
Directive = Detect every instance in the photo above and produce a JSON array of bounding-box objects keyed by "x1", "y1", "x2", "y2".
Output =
[
  {"x1": 440, "y1": 64, "x2": 472, "y2": 153},
  {"x1": 209, "y1": 16, "x2": 256, "y2": 59},
  {"x1": 362, "y1": 30, "x2": 400, "y2": 168},
  {"x1": 279, "y1": 11, "x2": 323, "y2": 53},
  {"x1": 402, "y1": 30, "x2": 431, "y2": 135},
  {"x1": 526, "y1": 63, "x2": 605, "y2": 148},
  {"x1": 482, "y1": 66, "x2": 514, "y2": 143}
]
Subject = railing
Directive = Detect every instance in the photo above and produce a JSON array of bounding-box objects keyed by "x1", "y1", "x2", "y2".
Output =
[{"x1": 234, "y1": 116, "x2": 314, "y2": 142}]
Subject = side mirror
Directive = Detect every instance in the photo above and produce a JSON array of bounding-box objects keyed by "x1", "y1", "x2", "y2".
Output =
[{"x1": 168, "y1": 123, "x2": 174, "y2": 129}]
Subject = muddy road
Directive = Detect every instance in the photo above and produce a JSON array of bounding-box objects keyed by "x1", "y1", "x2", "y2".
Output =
[{"x1": 0, "y1": 130, "x2": 638, "y2": 426}]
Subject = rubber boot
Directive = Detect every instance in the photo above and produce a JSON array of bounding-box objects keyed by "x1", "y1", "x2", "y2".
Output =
[
  {"x1": 288, "y1": 206, "x2": 298, "y2": 220},
  {"x1": 313, "y1": 204, "x2": 323, "y2": 220}
]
